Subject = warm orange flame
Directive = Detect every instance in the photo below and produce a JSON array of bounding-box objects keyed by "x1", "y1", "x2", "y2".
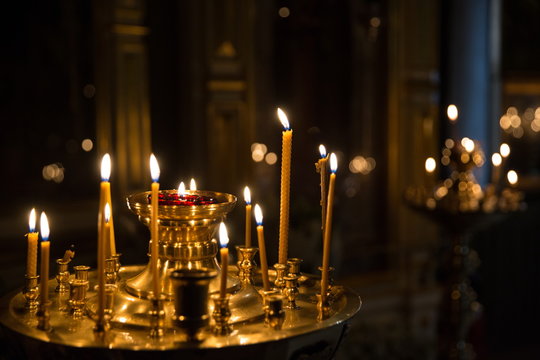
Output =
[
  {"x1": 425, "y1": 157, "x2": 436, "y2": 173},
  {"x1": 500, "y1": 143, "x2": 510, "y2": 158},
  {"x1": 149, "y1": 154, "x2": 160, "y2": 182},
  {"x1": 190, "y1": 178, "x2": 197, "y2": 191},
  {"x1": 254, "y1": 204, "x2": 263, "y2": 225},
  {"x1": 329, "y1": 153, "x2": 338, "y2": 173},
  {"x1": 104, "y1": 203, "x2": 111, "y2": 223},
  {"x1": 29, "y1": 208, "x2": 36, "y2": 232},
  {"x1": 277, "y1": 108, "x2": 290, "y2": 130},
  {"x1": 40, "y1": 212, "x2": 50, "y2": 241},
  {"x1": 219, "y1": 222, "x2": 229, "y2": 247},
  {"x1": 178, "y1": 182, "x2": 186, "y2": 196},
  {"x1": 319, "y1": 144, "x2": 327, "y2": 158},
  {"x1": 101, "y1": 153, "x2": 111, "y2": 181},
  {"x1": 244, "y1": 186, "x2": 251, "y2": 204},
  {"x1": 491, "y1": 153, "x2": 502, "y2": 167},
  {"x1": 507, "y1": 170, "x2": 518, "y2": 185}
]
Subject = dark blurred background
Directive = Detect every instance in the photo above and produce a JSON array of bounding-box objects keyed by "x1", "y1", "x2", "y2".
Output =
[{"x1": 1, "y1": 0, "x2": 539, "y2": 359}]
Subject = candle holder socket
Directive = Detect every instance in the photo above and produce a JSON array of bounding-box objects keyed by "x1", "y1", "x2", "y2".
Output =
[
  {"x1": 170, "y1": 268, "x2": 217, "y2": 341},
  {"x1": 104, "y1": 284, "x2": 117, "y2": 318},
  {"x1": 68, "y1": 279, "x2": 88, "y2": 319},
  {"x1": 264, "y1": 294, "x2": 285, "y2": 330},
  {"x1": 55, "y1": 259, "x2": 70, "y2": 293},
  {"x1": 287, "y1": 258, "x2": 303, "y2": 278},
  {"x1": 283, "y1": 275, "x2": 299, "y2": 309},
  {"x1": 318, "y1": 266, "x2": 335, "y2": 293},
  {"x1": 149, "y1": 295, "x2": 165, "y2": 339},
  {"x1": 74, "y1": 265, "x2": 90, "y2": 282},
  {"x1": 23, "y1": 275, "x2": 40, "y2": 312},
  {"x1": 36, "y1": 301, "x2": 51, "y2": 331},
  {"x1": 211, "y1": 294, "x2": 232, "y2": 336},
  {"x1": 316, "y1": 294, "x2": 331, "y2": 321},
  {"x1": 273, "y1": 263, "x2": 288, "y2": 291},
  {"x1": 105, "y1": 258, "x2": 116, "y2": 285},
  {"x1": 112, "y1": 253, "x2": 122, "y2": 280},
  {"x1": 236, "y1": 246, "x2": 258, "y2": 285}
]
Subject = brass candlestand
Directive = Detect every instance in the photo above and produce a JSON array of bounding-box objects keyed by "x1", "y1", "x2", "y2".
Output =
[
  {"x1": 23, "y1": 275, "x2": 39, "y2": 311},
  {"x1": 405, "y1": 138, "x2": 523, "y2": 360}
]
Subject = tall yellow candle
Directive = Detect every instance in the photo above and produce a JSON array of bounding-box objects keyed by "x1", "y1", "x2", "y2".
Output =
[
  {"x1": 277, "y1": 108, "x2": 292, "y2": 264},
  {"x1": 254, "y1": 204, "x2": 270, "y2": 291},
  {"x1": 39, "y1": 212, "x2": 50, "y2": 305},
  {"x1": 315, "y1": 145, "x2": 328, "y2": 233},
  {"x1": 244, "y1": 186, "x2": 252, "y2": 248},
  {"x1": 219, "y1": 222, "x2": 229, "y2": 298},
  {"x1": 98, "y1": 203, "x2": 110, "y2": 325},
  {"x1": 99, "y1": 154, "x2": 116, "y2": 258},
  {"x1": 27, "y1": 208, "x2": 38, "y2": 277},
  {"x1": 149, "y1": 154, "x2": 161, "y2": 299},
  {"x1": 321, "y1": 153, "x2": 338, "y2": 302}
]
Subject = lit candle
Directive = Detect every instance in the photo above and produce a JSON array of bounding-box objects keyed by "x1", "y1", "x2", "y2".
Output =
[
  {"x1": 149, "y1": 154, "x2": 160, "y2": 298},
  {"x1": 27, "y1": 208, "x2": 38, "y2": 277},
  {"x1": 178, "y1": 181, "x2": 186, "y2": 197},
  {"x1": 190, "y1": 178, "x2": 197, "y2": 191},
  {"x1": 99, "y1": 154, "x2": 116, "y2": 258},
  {"x1": 277, "y1": 108, "x2": 292, "y2": 264},
  {"x1": 39, "y1": 212, "x2": 50, "y2": 305},
  {"x1": 321, "y1": 153, "x2": 338, "y2": 302},
  {"x1": 447, "y1": 105, "x2": 458, "y2": 138},
  {"x1": 254, "y1": 204, "x2": 270, "y2": 291},
  {"x1": 315, "y1": 145, "x2": 328, "y2": 233},
  {"x1": 244, "y1": 186, "x2": 252, "y2": 247},
  {"x1": 219, "y1": 222, "x2": 229, "y2": 298},
  {"x1": 491, "y1": 153, "x2": 502, "y2": 185},
  {"x1": 98, "y1": 203, "x2": 110, "y2": 325},
  {"x1": 507, "y1": 170, "x2": 518, "y2": 186}
]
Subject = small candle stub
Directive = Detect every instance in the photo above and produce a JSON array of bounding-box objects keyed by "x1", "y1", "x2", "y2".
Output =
[{"x1": 148, "y1": 193, "x2": 218, "y2": 206}]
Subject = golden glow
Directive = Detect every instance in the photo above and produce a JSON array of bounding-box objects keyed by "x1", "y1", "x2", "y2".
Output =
[
  {"x1": 461, "y1": 137, "x2": 475, "y2": 152},
  {"x1": 277, "y1": 108, "x2": 290, "y2": 130},
  {"x1": 319, "y1": 144, "x2": 327, "y2": 158},
  {"x1": 507, "y1": 170, "x2": 518, "y2": 185},
  {"x1": 244, "y1": 186, "x2": 251, "y2": 204},
  {"x1": 447, "y1": 105, "x2": 458, "y2": 121},
  {"x1": 425, "y1": 157, "x2": 436, "y2": 173},
  {"x1": 104, "y1": 203, "x2": 111, "y2": 223},
  {"x1": 178, "y1": 182, "x2": 186, "y2": 196},
  {"x1": 101, "y1": 153, "x2": 111, "y2": 181},
  {"x1": 190, "y1": 178, "x2": 197, "y2": 191},
  {"x1": 491, "y1": 153, "x2": 502, "y2": 167},
  {"x1": 278, "y1": 7, "x2": 290, "y2": 18},
  {"x1": 500, "y1": 143, "x2": 510, "y2": 158},
  {"x1": 329, "y1": 153, "x2": 338, "y2": 173},
  {"x1": 219, "y1": 222, "x2": 229, "y2": 247},
  {"x1": 40, "y1": 212, "x2": 50, "y2": 241},
  {"x1": 265, "y1": 152, "x2": 277, "y2": 165},
  {"x1": 254, "y1": 204, "x2": 263, "y2": 225},
  {"x1": 445, "y1": 138, "x2": 455, "y2": 149},
  {"x1": 149, "y1": 154, "x2": 160, "y2": 182},
  {"x1": 29, "y1": 208, "x2": 36, "y2": 233},
  {"x1": 81, "y1": 139, "x2": 93, "y2": 152}
]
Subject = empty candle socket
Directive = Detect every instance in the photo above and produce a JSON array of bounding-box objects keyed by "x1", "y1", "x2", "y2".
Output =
[
  {"x1": 68, "y1": 279, "x2": 88, "y2": 320},
  {"x1": 264, "y1": 294, "x2": 285, "y2": 330},
  {"x1": 55, "y1": 259, "x2": 70, "y2": 293},
  {"x1": 283, "y1": 275, "x2": 299, "y2": 309},
  {"x1": 236, "y1": 246, "x2": 258, "y2": 285},
  {"x1": 273, "y1": 263, "x2": 288, "y2": 291},
  {"x1": 211, "y1": 293, "x2": 231, "y2": 336}
]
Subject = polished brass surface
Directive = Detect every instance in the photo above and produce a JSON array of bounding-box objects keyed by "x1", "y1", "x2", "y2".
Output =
[
  {"x1": 23, "y1": 275, "x2": 39, "y2": 311},
  {"x1": 74, "y1": 265, "x2": 90, "y2": 281},
  {"x1": 55, "y1": 260, "x2": 70, "y2": 293},
  {"x1": 273, "y1": 263, "x2": 287, "y2": 290},
  {"x1": 211, "y1": 294, "x2": 232, "y2": 335},
  {"x1": 283, "y1": 276, "x2": 299, "y2": 309},
  {"x1": 265, "y1": 295, "x2": 285, "y2": 330},
  {"x1": 1, "y1": 265, "x2": 361, "y2": 351},
  {"x1": 68, "y1": 279, "x2": 88, "y2": 319},
  {"x1": 236, "y1": 246, "x2": 258, "y2": 285},
  {"x1": 36, "y1": 301, "x2": 51, "y2": 331},
  {"x1": 125, "y1": 190, "x2": 238, "y2": 299}
]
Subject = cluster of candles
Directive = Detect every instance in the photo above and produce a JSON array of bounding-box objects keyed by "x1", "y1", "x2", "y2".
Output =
[{"x1": 24, "y1": 108, "x2": 340, "y2": 321}]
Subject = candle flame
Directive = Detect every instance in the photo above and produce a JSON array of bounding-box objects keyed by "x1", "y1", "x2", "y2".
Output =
[
  {"x1": 101, "y1": 153, "x2": 111, "y2": 181},
  {"x1": 425, "y1": 157, "x2": 437, "y2": 173},
  {"x1": 29, "y1": 208, "x2": 36, "y2": 233},
  {"x1": 149, "y1": 154, "x2": 160, "y2": 182},
  {"x1": 244, "y1": 186, "x2": 251, "y2": 204},
  {"x1": 254, "y1": 204, "x2": 263, "y2": 226},
  {"x1": 178, "y1": 182, "x2": 186, "y2": 196},
  {"x1": 104, "y1": 203, "x2": 111, "y2": 223},
  {"x1": 40, "y1": 212, "x2": 50, "y2": 241},
  {"x1": 500, "y1": 143, "x2": 510, "y2": 158},
  {"x1": 319, "y1": 144, "x2": 327, "y2": 158},
  {"x1": 277, "y1": 108, "x2": 290, "y2": 130},
  {"x1": 219, "y1": 222, "x2": 229, "y2": 248},
  {"x1": 507, "y1": 170, "x2": 518, "y2": 185},
  {"x1": 491, "y1": 153, "x2": 502, "y2": 167},
  {"x1": 190, "y1": 178, "x2": 197, "y2": 191},
  {"x1": 461, "y1": 137, "x2": 475, "y2": 152},
  {"x1": 447, "y1": 104, "x2": 458, "y2": 121},
  {"x1": 329, "y1": 153, "x2": 338, "y2": 173}
]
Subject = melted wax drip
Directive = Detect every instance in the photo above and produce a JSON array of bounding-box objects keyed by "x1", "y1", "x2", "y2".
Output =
[{"x1": 148, "y1": 193, "x2": 218, "y2": 206}]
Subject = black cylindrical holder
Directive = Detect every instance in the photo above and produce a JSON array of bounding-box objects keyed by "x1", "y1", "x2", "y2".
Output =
[{"x1": 170, "y1": 268, "x2": 217, "y2": 340}]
